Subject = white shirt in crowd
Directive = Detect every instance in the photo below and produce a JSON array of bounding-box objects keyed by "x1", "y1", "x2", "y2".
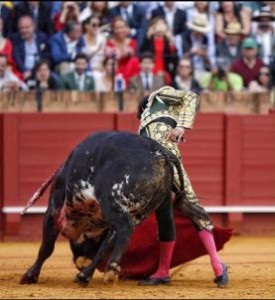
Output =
[
  {"x1": 163, "y1": 6, "x2": 176, "y2": 33},
  {"x1": 174, "y1": 75, "x2": 192, "y2": 91},
  {"x1": 82, "y1": 33, "x2": 107, "y2": 71},
  {"x1": 140, "y1": 72, "x2": 153, "y2": 90},
  {"x1": 74, "y1": 72, "x2": 85, "y2": 91},
  {"x1": 64, "y1": 34, "x2": 78, "y2": 59},
  {"x1": 0, "y1": 69, "x2": 29, "y2": 92},
  {"x1": 254, "y1": 29, "x2": 274, "y2": 65},
  {"x1": 24, "y1": 36, "x2": 38, "y2": 71}
]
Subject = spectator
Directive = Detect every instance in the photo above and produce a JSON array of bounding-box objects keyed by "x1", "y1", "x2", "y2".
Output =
[
  {"x1": 82, "y1": 15, "x2": 107, "y2": 74},
  {"x1": 105, "y1": 17, "x2": 139, "y2": 84},
  {"x1": 53, "y1": 2, "x2": 80, "y2": 32},
  {"x1": 240, "y1": 1, "x2": 264, "y2": 13},
  {"x1": 179, "y1": 14, "x2": 212, "y2": 76},
  {"x1": 0, "y1": 1, "x2": 12, "y2": 37},
  {"x1": 172, "y1": 57, "x2": 203, "y2": 94},
  {"x1": 185, "y1": 1, "x2": 216, "y2": 68},
  {"x1": 128, "y1": 52, "x2": 165, "y2": 96},
  {"x1": 93, "y1": 55, "x2": 118, "y2": 92},
  {"x1": 80, "y1": 1, "x2": 111, "y2": 28},
  {"x1": 50, "y1": 21, "x2": 84, "y2": 75},
  {"x1": 202, "y1": 57, "x2": 244, "y2": 92},
  {"x1": 12, "y1": 1, "x2": 53, "y2": 36},
  {"x1": 248, "y1": 64, "x2": 273, "y2": 92},
  {"x1": 109, "y1": 1, "x2": 146, "y2": 51},
  {"x1": 216, "y1": 22, "x2": 243, "y2": 65},
  {"x1": 109, "y1": 1, "x2": 146, "y2": 38},
  {"x1": 132, "y1": 2, "x2": 157, "y2": 20},
  {"x1": 25, "y1": 59, "x2": 59, "y2": 90},
  {"x1": 10, "y1": 15, "x2": 50, "y2": 81},
  {"x1": 51, "y1": 1, "x2": 87, "y2": 18},
  {"x1": 140, "y1": 17, "x2": 178, "y2": 82},
  {"x1": 231, "y1": 37, "x2": 264, "y2": 87},
  {"x1": 243, "y1": 1, "x2": 275, "y2": 17},
  {"x1": 215, "y1": 1, "x2": 251, "y2": 41},
  {"x1": 59, "y1": 53, "x2": 94, "y2": 91},
  {"x1": 0, "y1": 54, "x2": 28, "y2": 92},
  {"x1": 0, "y1": 15, "x2": 20, "y2": 77},
  {"x1": 150, "y1": 1, "x2": 187, "y2": 36},
  {"x1": 251, "y1": 6, "x2": 275, "y2": 65}
]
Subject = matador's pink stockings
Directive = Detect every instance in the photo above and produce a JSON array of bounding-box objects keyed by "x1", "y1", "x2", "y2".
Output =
[
  {"x1": 151, "y1": 241, "x2": 175, "y2": 278},
  {"x1": 199, "y1": 229, "x2": 223, "y2": 276}
]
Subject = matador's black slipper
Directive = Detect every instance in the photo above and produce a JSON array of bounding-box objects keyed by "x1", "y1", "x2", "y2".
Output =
[
  {"x1": 138, "y1": 276, "x2": 171, "y2": 286},
  {"x1": 214, "y1": 263, "x2": 229, "y2": 288}
]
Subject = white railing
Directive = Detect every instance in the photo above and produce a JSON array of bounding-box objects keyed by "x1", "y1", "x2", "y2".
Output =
[{"x1": 2, "y1": 205, "x2": 275, "y2": 214}]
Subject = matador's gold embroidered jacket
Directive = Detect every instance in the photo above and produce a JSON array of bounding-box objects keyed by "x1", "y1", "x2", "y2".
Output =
[{"x1": 139, "y1": 86, "x2": 200, "y2": 132}]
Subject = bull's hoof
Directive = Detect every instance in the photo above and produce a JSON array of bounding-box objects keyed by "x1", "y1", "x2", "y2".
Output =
[
  {"x1": 75, "y1": 256, "x2": 92, "y2": 271},
  {"x1": 103, "y1": 263, "x2": 121, "y2": 285},
  {"x1": 20, "y1": 273, "x2": 38, "y2": 284},
  {"x1": 73, "y1": 272, "x2": 90, "y2": 287},
  {"x1": 103, "y1": 269, "x2": 119, "y2": 285}
]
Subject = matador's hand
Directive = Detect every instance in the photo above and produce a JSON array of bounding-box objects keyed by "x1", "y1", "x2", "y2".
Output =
[{"x1": 164, "y1": 127, "x2": 186, "y2": 143}]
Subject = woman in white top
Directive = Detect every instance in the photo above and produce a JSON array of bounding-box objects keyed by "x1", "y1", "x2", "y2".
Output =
[
  {"x1": 94, "y1": 56, "x2": 118, "y2": 92},
  {"x1": 82, "y1": 15, "x2": 107, "y2": 74}
]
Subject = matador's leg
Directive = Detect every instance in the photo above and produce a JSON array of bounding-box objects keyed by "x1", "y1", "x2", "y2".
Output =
[{"x1": 145, "y1": 122, "x2": 228, "y2": 287}]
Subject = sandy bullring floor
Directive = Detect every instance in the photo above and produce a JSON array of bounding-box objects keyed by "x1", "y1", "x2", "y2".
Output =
[{"x1": 0, "y1": 236, "x2": 274, "y2": 299}]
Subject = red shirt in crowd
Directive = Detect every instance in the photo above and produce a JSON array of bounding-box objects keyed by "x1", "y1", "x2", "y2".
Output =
[
  {"x1": 106, "y1": 38, "x2": 139, "y2": 84},
  {"x1": 53, "y1": 12, "x2": 78, "y2": 32},
  {"x1": 152, "y1": 37, "x2": 176, "y2": 85},
  {"x1": 53, "y1": 12, "x2": 65, "y2": 32},
  {"x1": 153, "y1": 37, "x2": 165, "y2": 73},
  {"x1": 231, "y1": 58, "x2": 264, "y2": 87},
  {"x1": 0, "y1": 39, "x2": 22, "y2": 79}
]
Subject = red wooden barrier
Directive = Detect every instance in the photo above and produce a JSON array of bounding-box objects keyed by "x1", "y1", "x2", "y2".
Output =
[
  {"x1": 178, "y1": 113, "x2": 225, "y2": 207},
  {"x1": 116, "y1": 112, "x2": 139, "y2": 133},
  {"x1": 1, "y1": 112, "x2": 275, "y2": 239},
  {"x1": 2, "y1": 113, "x2": 116, "y2": 238},
  {"x1": 225, "y1": 114, "x2": 275, "y2": 233}
]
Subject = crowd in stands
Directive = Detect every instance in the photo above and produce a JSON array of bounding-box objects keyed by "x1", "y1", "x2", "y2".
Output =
[{"x1": 0, "y1": 1, "x2": 274, "y2": 96}]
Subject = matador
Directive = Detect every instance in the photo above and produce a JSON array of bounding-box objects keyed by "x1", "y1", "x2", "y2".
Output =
[{"x1": 137, "y1": 86, "x2": 229, "y2": 287}]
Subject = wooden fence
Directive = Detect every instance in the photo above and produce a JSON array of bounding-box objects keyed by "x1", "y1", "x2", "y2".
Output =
[
  {"x1": 0, "y1": 112, "x2": 275, "y2": 239},
  {"x1": 0, "y1": 90, "x2": 274, "y2": 114}
]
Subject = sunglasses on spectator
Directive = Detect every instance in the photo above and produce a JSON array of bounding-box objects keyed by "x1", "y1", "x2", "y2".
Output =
[
  {"x1": 91, "y1": 23, "x2": 100, "y2": 27},
  {"x1": 259, "y1": 72, "x2": 270, "y2": 76}
]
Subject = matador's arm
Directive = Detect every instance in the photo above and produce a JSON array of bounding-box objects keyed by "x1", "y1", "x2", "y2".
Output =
[{"x1": 177, "y1": 91, "x2": 200, "y2": 129}]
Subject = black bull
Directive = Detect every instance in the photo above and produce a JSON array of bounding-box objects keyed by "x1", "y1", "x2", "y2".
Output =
[{"x1": 20, "y1": 131, "x2": 200, "y2": 286}]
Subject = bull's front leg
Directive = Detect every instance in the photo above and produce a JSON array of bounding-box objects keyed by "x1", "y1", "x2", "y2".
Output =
[
  {"x1": 20, "y1": 207, "x2": 60, "y2": 284},
  {"x1": 74, "y1": 229, "x2": 116, "y2": 287},
  {"x1": 103, "y1": 214, "x2": 134, "y2": 285}
]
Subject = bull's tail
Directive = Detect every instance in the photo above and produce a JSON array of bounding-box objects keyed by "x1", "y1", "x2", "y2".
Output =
[
  {"x1": 159, "y1": 147, "x2": 209, "y2": 220},
  {"x1": 154, "y1": 146, "x2": 185, "y2": 195},
  {"x1": 21, "y1": 166, "x2": 62, "y2": 215}
]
